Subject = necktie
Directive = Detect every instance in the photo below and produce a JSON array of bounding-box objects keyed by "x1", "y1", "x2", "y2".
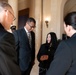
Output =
[{"x1": 27, "y1": 32, "x2": 31, "y2": 47}]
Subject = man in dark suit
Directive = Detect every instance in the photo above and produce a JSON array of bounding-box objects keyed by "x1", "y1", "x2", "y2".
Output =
[
  {"x1": 46, "y1": 12, "x2": 76, "y2": 75},
  {"x1": 0, "y1": 1, "x2": 21, "y2": 75},
  {"x1": 13, "y1": 17, "x2": 36, "y2": 75}
]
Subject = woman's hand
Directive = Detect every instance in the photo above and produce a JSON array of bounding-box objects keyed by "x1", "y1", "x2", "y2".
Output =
[{"x1": 40, "y1": 55, "x2": 48, "y2": 61}]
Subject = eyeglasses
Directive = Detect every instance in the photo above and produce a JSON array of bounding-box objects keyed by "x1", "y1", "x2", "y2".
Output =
[
  {"x1": 8, "y1": 10, "x2": 16, "y2": 21},
  {"x1": 28, "y1": 23, "x2": 36, "y2": 28}
]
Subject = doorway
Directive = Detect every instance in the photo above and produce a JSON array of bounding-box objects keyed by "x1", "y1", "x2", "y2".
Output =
[{"x1": 18, "y1": 8, "x2": 29, "y2": 29}]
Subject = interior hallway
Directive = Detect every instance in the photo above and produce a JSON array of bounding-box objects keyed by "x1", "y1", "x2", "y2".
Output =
[{"x1": 31, "y1": 58, "x2": 39, "y2": 75}]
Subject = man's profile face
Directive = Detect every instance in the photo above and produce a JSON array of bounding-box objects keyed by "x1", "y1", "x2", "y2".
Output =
[
  {"x1": 26, "y1": 22, "x2": 35, "y2": 32},
  {"x1": 64, "y1": 22, "x2": 71, "y2": 37},
  {"x1": 5, "y1": 8, "x2": 15, "y2": 30}
]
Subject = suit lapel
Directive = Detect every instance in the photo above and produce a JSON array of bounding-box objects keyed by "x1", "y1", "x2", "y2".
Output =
[{"x1": 23, "y1": 28, "x2": 31, "y2": 48}]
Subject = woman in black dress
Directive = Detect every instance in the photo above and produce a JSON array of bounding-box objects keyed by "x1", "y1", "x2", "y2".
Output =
[{"x1": 37, "y1": 32, "x2": 58, "y2": 75}]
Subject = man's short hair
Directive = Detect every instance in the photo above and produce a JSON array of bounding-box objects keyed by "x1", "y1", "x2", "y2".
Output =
[
  {"x1": 0, "y1": 1, "x2": 12, "y2": 11},
  {"x1": 26, "y1": 17, "x2": 36, "y2": 24}
]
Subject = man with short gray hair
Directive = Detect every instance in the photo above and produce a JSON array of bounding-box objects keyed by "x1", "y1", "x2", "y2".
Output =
[{"x1": 0, "y1": 1, "x2": 21, "y2": 75}]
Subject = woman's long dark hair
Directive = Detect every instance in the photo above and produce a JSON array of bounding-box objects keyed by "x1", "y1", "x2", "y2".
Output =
[{"x1": 46, "y1": 32, "x2": 58, "y2": 48}]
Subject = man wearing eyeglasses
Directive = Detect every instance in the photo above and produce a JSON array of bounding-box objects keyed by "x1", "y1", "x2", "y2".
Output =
[
  {"x1": 0, "y1": 1, "x2": 21, "y2": 75},
  {"x1": 13, "y1": 17, "x2": 36, "y2": 75}
]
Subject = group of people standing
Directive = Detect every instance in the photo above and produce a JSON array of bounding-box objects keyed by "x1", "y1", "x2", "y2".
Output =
[
  {"x1": 0, "y1": 1, "x2": 76, "y2": 75},
  {"x1": 13, "y1": 18, "x2": 58, "y2": 75}
]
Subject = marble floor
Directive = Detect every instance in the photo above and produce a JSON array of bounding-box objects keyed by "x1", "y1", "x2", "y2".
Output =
[{"x1": 30, "y1": 58, "x2": 39, "y2": 75}]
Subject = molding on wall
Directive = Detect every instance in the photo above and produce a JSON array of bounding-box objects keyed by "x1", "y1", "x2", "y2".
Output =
[{"x1": 19, "y1": 8, "x2": 29, "y2": 16}]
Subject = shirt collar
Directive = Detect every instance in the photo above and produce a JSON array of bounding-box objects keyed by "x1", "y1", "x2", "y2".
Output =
[{"x1": 24, "y1": 27, "x2": 29, "y2": 33}]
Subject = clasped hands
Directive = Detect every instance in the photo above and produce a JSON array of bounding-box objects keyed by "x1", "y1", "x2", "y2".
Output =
[{"x1": 40, "y1": 55, "x2": 48, "y2": 61}]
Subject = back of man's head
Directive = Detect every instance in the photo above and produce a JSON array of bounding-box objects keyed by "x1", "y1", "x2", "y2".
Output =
[{"x1": 64, "y1": 12, "x2": 76, "y2": 30}]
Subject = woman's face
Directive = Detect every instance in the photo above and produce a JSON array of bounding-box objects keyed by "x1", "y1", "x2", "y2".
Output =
[{"x1": 47, "y1": 34, "x2": 51, "y2": 43}]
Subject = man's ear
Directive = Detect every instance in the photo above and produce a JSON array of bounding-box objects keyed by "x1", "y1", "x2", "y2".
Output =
[
  {"x1": 68, "y1": 25, "x2": 72, "y2": 32},
  {"x1": 66, "y1": 25, "x2": 70, "y2": 32},
  {"x1": 5, "y1": 10, "x2": 9, "y2": 16}
]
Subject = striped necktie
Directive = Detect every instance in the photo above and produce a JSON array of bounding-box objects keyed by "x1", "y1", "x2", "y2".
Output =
[{"x1": 27, "y1": 32, "x2": 31, "y2": 47}]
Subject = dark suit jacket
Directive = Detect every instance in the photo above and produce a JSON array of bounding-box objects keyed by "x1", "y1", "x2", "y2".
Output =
[
  {"x1": 0, "y1": 24, "x2": 21, "y2": 75},
  {"x1": 13, "y1": 28, "x2": 35, "y2": 71},
  {"x1": 46, "y1": 33, "x2": 76, "y2": 75}
]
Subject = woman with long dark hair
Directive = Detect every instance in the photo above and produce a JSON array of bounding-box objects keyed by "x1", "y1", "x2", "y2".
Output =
[{"x1": 37, "y1": 32, "x2": 58, "y2": 75}]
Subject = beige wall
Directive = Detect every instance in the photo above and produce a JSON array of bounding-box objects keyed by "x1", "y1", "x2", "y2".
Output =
[
  {"x1": 18, "y1": 0, "x2": 30, "y2": 10},
  {"x1": 18, "y1": 0, "x2": 35, "y2": 17},
  {"x1": 42, "y1": 0, "x2": 64, "y2": 43},
  {"x1": 29, "y1": 0, "x2": 35, "y2": 17},
  {"x1": 42, "y1": 0, "x2": 51, "y2": 43},
  {"x1": 64, "y1": 0, "x2": 76, "y2": 16}
]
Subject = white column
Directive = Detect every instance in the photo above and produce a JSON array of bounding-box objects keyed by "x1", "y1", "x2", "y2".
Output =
[
  {"x1": 34, "y1": 0, "x2": 42, "y2": 55},
  {"x1": 8, "y1": 0, "x2": 18, "y2": 29}
]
